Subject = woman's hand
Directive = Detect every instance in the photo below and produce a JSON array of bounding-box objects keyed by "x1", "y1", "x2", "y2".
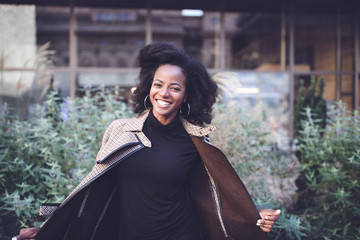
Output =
[
  {"x1": 12, "y1": 227, "x2": 39, "y2": 240},
  {"x1": 257, "y1": 209, "x2": 281, "y2": 232}
]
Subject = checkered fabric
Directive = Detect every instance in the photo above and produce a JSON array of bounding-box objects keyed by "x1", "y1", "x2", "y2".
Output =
[
  {"x1": 39, "y1": 204, "x2": 60, "y2": 216},
  {"x1": 180, "y1": 117, "x2": 216, "y2": 137},
  {"x1": 58, "y1": 111, "x2": 216, "y2": 208}
]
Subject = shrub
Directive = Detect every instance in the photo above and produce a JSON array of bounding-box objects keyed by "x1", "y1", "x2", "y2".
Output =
[
  {"x1": 294, "y1": 76, "x2": 327, "y2": 138},
  {"x1": 1, "y1": 88, "x2": 306, "y2": 239},
  {"x1": 0, "y1": 86, "x2": 133, "y2": 239},
  {"x1": 296, "y1": 102, "x2": 360, "y2": 239},
  {"x1": 211, "y1": 103, "x2": 306, "y2": 240}
]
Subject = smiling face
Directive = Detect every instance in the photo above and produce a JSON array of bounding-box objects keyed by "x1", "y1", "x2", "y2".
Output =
[{"x1": 149, "y1": 64, "x2": 187, "y2": 125}]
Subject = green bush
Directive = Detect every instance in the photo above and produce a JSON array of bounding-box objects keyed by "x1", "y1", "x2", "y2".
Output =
[
  {"x1": 297, "y1": 102, "x2": 360, "y2": 239},
  {"x1": 0, "y1": 86, "x2": 133, "y2": 239},
  {"x1": 294, "y1": 76, "x2": 327, "y2": 138},
  {"x1": 212, "y1": 103, "x2": 306, "y2": 240},
  {"x1": 1, "y1": 88, "x2": 306, "y2": 239}
]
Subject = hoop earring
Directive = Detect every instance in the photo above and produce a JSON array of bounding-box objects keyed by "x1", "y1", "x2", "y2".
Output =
[
  {"x1": 180, "y1": 102, "x2": 191, "y2": 117},
  {"x1": 144, "y1": 95, "x2": 150, "y2": 109}
]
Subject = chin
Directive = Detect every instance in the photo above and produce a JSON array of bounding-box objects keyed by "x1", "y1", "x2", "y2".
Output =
[{"x1": 153, "y1": 108, "x2": 178, "y2": 118}]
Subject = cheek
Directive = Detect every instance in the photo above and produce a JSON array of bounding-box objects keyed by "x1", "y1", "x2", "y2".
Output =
[
  {"x1": 149, "y1": 87, "x2": 155, "y2": 99},
  {"x1": 180, "y1": 90, "x2": 187, "y2": 101},
  {"x1": 147, "y1": 89, "x2": 155, "y2": 106},
  {"x1": 176, "y1": 93, "x2": 186, "y2": 105},
  {"x1": 182, "y1": 92, "x2": 187, "y2": 103}
]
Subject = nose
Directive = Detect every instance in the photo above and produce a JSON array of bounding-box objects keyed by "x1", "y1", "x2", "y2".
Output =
[{"x1": 159, "y1": 87, "x2": 169, "y2": 97}]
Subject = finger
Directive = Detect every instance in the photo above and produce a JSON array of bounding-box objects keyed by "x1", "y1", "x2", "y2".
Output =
[
  {"x1": 257, "y1": 220, "x2": 275, "y2": 233},
  {"x1": 261, "y1": 220, "x2": 276, "y2": 226},
  {"x1": 16, "y1": 228, "x2": 39, "y2": 239},
  {"x1": 20, "y1": 227, "x2": 38, "y2": 235},
  {"x1": 259, "y1": 221, "x2": 274, "y2": 229},
  {"x1": 260, "y1": 226, "x2": 273, "y2": 232},
  {"x1": 273, "y1": 209, "x2": 281, "y2": 215},
  {"x1": 261, "y1": 208, "x2": 280, "y2": 213},
  {"x1": 256, "y1": 219, "x2": 262, "y2": 226},
  {"x1": 262, "y1": 209, "x2": 281, "y2": 216},
  {"x1": 14, "y1": 235, "x2": 36, "y2": 240},
  {"x1": 257, "y1": 219, "x2": 275, "y2": 227},
  {"x1": 264, "y1": 215, "x2": 280, "y2": 221}
]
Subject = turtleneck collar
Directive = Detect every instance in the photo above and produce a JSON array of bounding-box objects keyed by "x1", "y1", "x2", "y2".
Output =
[
  {"x1": 147, "y1": 110, "x2": 182, "y2": 132},
  {"x1": 121, "y1": 110, "x2": 216, "y2": 137}
]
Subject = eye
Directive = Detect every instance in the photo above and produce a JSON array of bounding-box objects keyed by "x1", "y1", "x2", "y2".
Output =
[
  {"x1": 153, "y1": 83, "x2": 162, "y2": 87},
  {"x1": 171, "y1": 87, "x2": 181, "y2": 91}
]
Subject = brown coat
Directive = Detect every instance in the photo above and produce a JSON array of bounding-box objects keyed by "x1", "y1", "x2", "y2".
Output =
[{"x1": 34, "y1": 111, "x2": 267, "y2": 240}]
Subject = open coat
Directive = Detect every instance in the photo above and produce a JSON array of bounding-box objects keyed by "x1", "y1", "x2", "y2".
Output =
[{"x1": 34, "y1": 111, "x2": 267, "y2": 240}]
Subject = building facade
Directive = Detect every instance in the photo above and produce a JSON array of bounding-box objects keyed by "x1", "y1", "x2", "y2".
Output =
[{"x1": 0, "y1": 1, "x2": 359, "y2": 137}]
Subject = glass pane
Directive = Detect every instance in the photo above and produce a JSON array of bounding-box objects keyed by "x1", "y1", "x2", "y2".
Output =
[
  {"x1": 0, "y1": 73, "x2": 35, "y2": 118},
  {"x1": 76, "y1": 71, "x2": 138, "y2": 102},
  {"x1": 323, "y1": 75, "x2": 337, "y2": 100},
  {"x1": 152, "y1": 10, "x2": 216, "y2": 68},
  {"x1": 230, "y1": 14, "x2": 282, "y2": 70},
  {"x1": 36, "y1": 6, "x2": 70, "y2": 67},
  {"x1": 358, "y1": 78, "x2": 360, "y2": 108},
  {"x1": 341, "y1": 96, "x2": 353, "y2": 111},
  {"x1": 35, "y1": 72, "x2": 71, "y2": 100},
  {"x1": 153, "y1": 11, "x2": 282, "y2": 70},
  {"x1": 0, "y1": 5, "x2": 36, "y2": 69},
  {"x1": 341, "y1": 15, "x2": 354, "y2": 72},
  {"x1": 0, "y1": 71, "x2": 35, "y2": 99},
  {"x1": 295, "y1": 14, "x2": 336, "y2": 71},
  {"x1": 358, "y1": 14, "x2": 360, "y2": 109},
  {"x1": 341, "y1": 74, "x2": 353, "y2": 93},
  {"x1": 0, "y1": 71, "x2": 70, "y2": 118},
  {"x1": 341, "y1": 75, "x2": 354, "y2": 110},
  {"x1": 76, "y1": 8, "x2": 145, "y2": 68},
  {"x1": 295, "y1": 74, "x2": 336, "y2": 102},
  {"x1": 214, "y1": 72, "x2": 290, "y2": 137}
]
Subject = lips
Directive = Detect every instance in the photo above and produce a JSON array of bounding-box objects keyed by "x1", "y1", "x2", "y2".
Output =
[{"x1": 156, "y1": 99, "x2": 172, "y2": 107}]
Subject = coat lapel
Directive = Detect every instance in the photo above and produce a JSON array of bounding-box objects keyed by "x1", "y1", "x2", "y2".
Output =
[
  {"x1": 96, "y1": 111, "x2": 151, "y2": 163},
  {"x1": 60, "y1": 112, "x2": 152, "y2": 207}
]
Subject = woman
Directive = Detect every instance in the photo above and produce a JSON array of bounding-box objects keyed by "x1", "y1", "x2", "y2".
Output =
[{"x1": 13, "y1": 42, "x2": 280, "y2": 240}]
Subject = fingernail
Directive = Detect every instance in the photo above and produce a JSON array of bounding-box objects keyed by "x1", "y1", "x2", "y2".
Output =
[
  {"x1": 276, "y1": 209, "x2": 281, "y2": 214},
  {"x1": 257, "y1": 220, "x2": 262, "y2": 225},
  {"x1": 265, "y1": 216, "x2": 269, "y2": 220}
]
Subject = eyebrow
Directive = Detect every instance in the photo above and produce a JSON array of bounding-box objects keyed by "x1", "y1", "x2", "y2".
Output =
[{"x1": 154, "y1": 79, "x2": 183, "y2": 88}]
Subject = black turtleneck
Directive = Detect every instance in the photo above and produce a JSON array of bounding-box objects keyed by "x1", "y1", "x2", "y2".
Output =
[{"x1": 117, "y1": 111, "x2": 203, "y2": 239}]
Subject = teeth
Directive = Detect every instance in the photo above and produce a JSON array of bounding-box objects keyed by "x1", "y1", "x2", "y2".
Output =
[{"x1": 157, "y1": 100, "x2": 171, "y2": 106}]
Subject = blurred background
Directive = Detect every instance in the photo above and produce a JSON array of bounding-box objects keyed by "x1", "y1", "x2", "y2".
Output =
[
  {"x1": 1, "y1": 0, "x2": 359, "y2": 139},
  {"x1": 1, "y1": 1, "x2": 360, "y2": 239}
]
